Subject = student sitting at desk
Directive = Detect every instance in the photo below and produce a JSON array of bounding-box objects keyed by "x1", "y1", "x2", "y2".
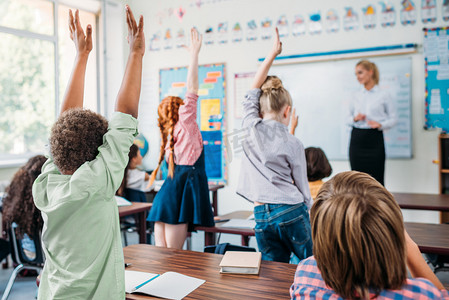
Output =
[
  {"x1": 290, "y1": 171, "x2": 448, "y2": 299},
  {"x1": 32, "y1": 6, "x2": 145, "y2": 299},
  {"x1": 304, "y1": 147, "x2": 332, "y2": 199},
  {"x1": 117, "y1": 143, "x2": 149, "y2": 203}
]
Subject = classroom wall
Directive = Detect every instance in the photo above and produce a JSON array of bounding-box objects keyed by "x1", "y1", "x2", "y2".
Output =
[
  {"x1": 130, "y1": 0, "x2": 448, "y2": 223},
  {"x1": 130, "y1": 0, "x2": 445, "y2": 222}
]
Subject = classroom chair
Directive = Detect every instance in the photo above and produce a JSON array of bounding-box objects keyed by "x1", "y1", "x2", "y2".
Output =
[{"x1": 1, "y1": 223, "x2": 44, "y2": 300}]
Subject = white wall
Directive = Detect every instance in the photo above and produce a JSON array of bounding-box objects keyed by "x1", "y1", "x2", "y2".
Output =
[{"x1": 132, "y1": 1, "x2": 447, "y2": 221}]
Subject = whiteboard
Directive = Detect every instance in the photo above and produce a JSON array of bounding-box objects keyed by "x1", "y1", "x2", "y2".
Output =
[{"x1": 270, "y1": 56, "x2": 412, "y2": 160}]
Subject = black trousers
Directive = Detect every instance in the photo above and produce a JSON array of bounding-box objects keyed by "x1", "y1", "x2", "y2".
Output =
[{"x1": 349, "y1": 127, "x2": 385, "y2": 186}]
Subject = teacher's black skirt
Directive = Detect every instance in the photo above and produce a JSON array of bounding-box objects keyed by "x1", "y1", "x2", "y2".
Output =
[{"x1": 349, "y1": 127, "x2": 385, "y2": 185}]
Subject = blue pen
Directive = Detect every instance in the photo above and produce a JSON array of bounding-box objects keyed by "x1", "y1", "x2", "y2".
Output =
[{"x1": 131, "y1": 274, "x2": 160, "y2": 292}]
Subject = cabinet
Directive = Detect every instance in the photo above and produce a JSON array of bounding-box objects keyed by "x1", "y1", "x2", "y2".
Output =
[{"x1": 439, "y1": 134, "x2": 449, "y2": 222}]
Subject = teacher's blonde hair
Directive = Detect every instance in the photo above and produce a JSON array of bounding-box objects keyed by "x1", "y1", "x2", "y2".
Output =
[
  {"x1": 311, "y1": 171, "x2": 406, "y2": 299},
  {"x1": 356, "y1": 60, "x2": 380, "y2": 85}
]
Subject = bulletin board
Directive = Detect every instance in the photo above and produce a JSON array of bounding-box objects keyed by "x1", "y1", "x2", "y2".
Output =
[
  {"x1": 160, "y1": 63, "x2": 227, "y2": 185},
  {"x1": 424, "y1": 27, "x2": 449, "y2": 132}
]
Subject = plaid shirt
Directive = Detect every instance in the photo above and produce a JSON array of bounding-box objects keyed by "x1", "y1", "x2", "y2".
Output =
[{"x1": 290, "y1": 256, "x2": 449, "y2": 300}]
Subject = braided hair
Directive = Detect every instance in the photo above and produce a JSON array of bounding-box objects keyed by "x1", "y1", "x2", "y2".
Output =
[{"x1": 149, "y1": 96, "x2": 184, "y2": 186}]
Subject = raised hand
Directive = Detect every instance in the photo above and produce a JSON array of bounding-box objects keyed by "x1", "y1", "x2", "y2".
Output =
[
  {"x1": 187, "y1": 28, "x2": 202, "y2": 56},
  {"x1": 126, "y1": 5, "x2": 145, "y2": 56},
  {"x1": 271, "y1": 27, "x2": 282, "y2": 57},
  {"x1": 290, "y1": 108, "x2": 299, "y2": 135},
  {"x1": 68, "y1": 9, "x2": 92, "y2": 56}
]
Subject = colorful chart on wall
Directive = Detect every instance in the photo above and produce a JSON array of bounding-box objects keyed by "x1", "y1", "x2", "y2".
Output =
[
  {"x1": 160, "y1": 64, "x2": 227, "y2": 184},
  {"x1": 424, "y1": 27, "x2": 449, "y2": 132}
]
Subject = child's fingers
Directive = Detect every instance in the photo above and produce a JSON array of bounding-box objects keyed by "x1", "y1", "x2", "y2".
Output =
[
  {"x1": 74, "y1": 9, "x2": 85, "y2": 36},
  {"x1": 68, "y1": 9, "x2": 74, "y2": 32},
  {"x1": 138, "y1": 15, "x2": 144, "y2": 33},
  {"x1": 127, "y1": 6, "x2": 138, "y2": 32},
  {"x1": 198, "y1": 33, "x2": 203, "y2": 45},
  {"x1": 85, "y1": 24, "x2": 92, "y2": 47}
]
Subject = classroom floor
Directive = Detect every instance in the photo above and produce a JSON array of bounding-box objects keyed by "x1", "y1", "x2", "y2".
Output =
[{"x1": 1, "y1": 230, "x2": 449, "y2": 299}]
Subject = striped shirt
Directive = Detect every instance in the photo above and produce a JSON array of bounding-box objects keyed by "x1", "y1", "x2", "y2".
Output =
[
  {"x1": 236, "y1": 88, "x2": 312, "y2": 209},
  {"x1": 347, "y1": 85, "x2": 397, "y2": 130},
  {"x1": 165, "y1": 92, "x2": 203, "y2": 166},
  {"x1": 290, "y1": 256, "x2": 449, "y2": 300}
]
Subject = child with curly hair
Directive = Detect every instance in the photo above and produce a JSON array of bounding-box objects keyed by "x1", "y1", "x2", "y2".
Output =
[
  {"x1": 32, "y1": 6, "x2": 144, "y2": 299},
  {"x1": 147, "y1": 28, "x2": 214, "y2": 249},
  {"x1": 236, "y1": 28, "x2": 312, "y2": 263},
  {"x1": 2, "y1": 155, "x2": 46, "y2": 259},
  {"x1": 291, "y1": 171, "x2": 448, "y2": 299}
]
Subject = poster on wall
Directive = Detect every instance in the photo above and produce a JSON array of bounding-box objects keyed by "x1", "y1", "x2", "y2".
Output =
[
  {"x1": 261, "y1": 18, "x2": 272, "y2": 40},
  {"x1": 217, "y1": 22, "x2": 228, "y2": 44},
  {"x1": 163, "y1": 29, "x2": 173, "y2": 50},
  {"x1": 292, "y1": 15, "x2": 306, "y2": 36},
  {"x1": 422, "y1": 0, "x2": 437, "y2": 23},
  {"x1": 232, "y1": 22, "x2": 243, "y2": 42},
  {"x1": 424, "y1": 27, "x2": 449, "y2": 131},
  {"x1": 308, "y1": 11, "x2": 322, "y2": 34},
  {"x1": 176, "y1": 29, "x2": 186, "y2": 48},
  {"x1": 379, "y1": 2, "x2": 396, "y2": 27},
  {"x1": 246, "y1": 20, "x2": 258, "y2": 41},
  {"x1": 204, "y1": 26, "x2": 214, "y2": 45},
  {"x1": 362, "y1": 5, "x2": 376, "y2": 29},
  {"x1": 400, "y1": 0, "x2": 417, "y2": 25},
  {"x1": 159, "y1": 64, "x2": 227, "y2": 185},
  {"x1": 325, "y1": 9, "x2": 340, "y2": 33},
  {"x1": 277, "y1": 15, "x2": 289, "y2": 37},
  {"x1": 444, "y1": 0, "x2": 449, "y2": 21},
  {"x1": 149, "y1": 32, "x2": 161, "y2": 51},
  {"x1": 343, "y1": 7, "x2": 359, "y2": 31}
]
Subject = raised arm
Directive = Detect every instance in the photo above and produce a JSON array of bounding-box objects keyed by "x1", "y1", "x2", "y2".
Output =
[
  {"x1": 186, "y1": 28, "x2": 202, "y2": 94},
  {"x1": 115, "y1": 5, "x2": 145, "y2": 118},
  {"x1": 290, "y1": 108, "x2": 298, "y2": 135},
  {"x1": 60, "y1": 9, "x2": 93, "y2": 114},
  {"x1": 251, "y1": 27, "x2": 282, "y2": 89}
]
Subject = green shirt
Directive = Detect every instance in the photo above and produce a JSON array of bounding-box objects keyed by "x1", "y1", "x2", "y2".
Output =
[{"x1": 33, "y1": 112, "x2": 138, "y2": 300}]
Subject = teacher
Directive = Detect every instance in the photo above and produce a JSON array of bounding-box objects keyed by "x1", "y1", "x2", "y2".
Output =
[{"x1": 348, "y1": 60, "x2": 396, "y2": 186}]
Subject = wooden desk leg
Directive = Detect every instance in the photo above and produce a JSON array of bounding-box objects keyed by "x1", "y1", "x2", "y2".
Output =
[
  {"x1": 138, "y1": 212, "x2": 147, "y2": 244},
  {"x1": 204, "y1": 232, "x2": 215, "y2": 246},
  {"x1": 212, "y1": 191, "x2": 218, "y2": 216},
  {"x1": 241, "y1": 236, "x2": 249, "y2": 246}
]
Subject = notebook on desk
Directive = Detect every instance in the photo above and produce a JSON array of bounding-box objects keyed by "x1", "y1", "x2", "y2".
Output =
[
  {"x1": 115, "y1": 195, "x2": 132, "y2": 207},
  {"x1": 125, "y1": 270, "x2": 205, "y2": 300}
]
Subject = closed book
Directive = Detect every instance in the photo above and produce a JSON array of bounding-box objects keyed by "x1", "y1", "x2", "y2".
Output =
[{"x1": 219, "y1": 251, "x2": 262, "y2": 275}]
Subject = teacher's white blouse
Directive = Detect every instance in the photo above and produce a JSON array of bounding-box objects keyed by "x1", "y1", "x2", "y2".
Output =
[{"x1": 347, "y1": 85, "x2": 397, "y2": 130}]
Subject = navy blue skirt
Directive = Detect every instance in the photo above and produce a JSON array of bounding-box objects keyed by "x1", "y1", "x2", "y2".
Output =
[{"x1": 147, "y1": 150, "x2": 215, "y2": 231}]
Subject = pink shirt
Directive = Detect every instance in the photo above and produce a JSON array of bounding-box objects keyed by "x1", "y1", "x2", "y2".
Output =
[{"x1": 165, "y1": 92, "x2": 203, "y2": 166}]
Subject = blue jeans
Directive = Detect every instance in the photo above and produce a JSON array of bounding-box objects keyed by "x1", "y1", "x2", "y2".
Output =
[{"x1": 254, "y1": 203, "x2": 313, "y2": 263}]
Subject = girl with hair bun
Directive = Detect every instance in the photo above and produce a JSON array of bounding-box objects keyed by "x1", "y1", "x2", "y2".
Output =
[
  {"x1": 348, "y1": 60, "x2": 397, "y2": 186},
  {"x1": 147, "y1": 28, "x2": 214, "y2": 249},
  {"x1": 236, "y1": 28, "x2": 313, "y2": 263}
]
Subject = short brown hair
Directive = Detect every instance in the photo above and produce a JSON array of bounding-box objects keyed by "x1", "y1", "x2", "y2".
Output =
[
  {"x1": 356, "y1": 60, "x2": 380, "y2": 85},
  {"x1": 305, "y1": 147, "x2": 332, "y2": 181},
  {"x1": 311, "y1": 171, "x2": 406, "y2": 299},
  {"x1": 50, "y1": 108, "x2": 108, "y2": 174}
]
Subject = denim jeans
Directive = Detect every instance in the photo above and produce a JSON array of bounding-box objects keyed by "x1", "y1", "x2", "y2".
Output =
[{"x1": 254, "y1": 202, "x2": 313, "y2": 263}]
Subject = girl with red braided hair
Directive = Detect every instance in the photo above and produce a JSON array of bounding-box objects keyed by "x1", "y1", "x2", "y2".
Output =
[{"x1": 147, "y1": 28, "x2": 214, "y2": 249}]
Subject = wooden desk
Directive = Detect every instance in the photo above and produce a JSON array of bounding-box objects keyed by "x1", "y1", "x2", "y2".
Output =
[
  {"x1": 208, "y1": 184, "x2": 225, "y2": 216},
  {"x1": 119, "y1": 202, "x2": 152, "y2": 244},
  {"x1": 393, "y1": 192, "x2": 449, "y2": 211},
  {"x1": 123, "y1": 244, "x2": 296, "y2": 300},
  {"x1": 405, "y1": 222, "x2": 449, "y2": 255},
  {"x1": 195, "y1": 211, "x2": 254, "y2": 246}
]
